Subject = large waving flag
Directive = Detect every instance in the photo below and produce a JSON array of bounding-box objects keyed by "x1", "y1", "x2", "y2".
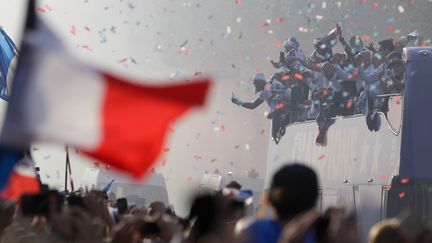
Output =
[
  {"x1": 0, "y1": 27, "x2": 18, "y2": 101},
  {"x1": 1, "y1": 8, "x2": 211, "y2": 178}
]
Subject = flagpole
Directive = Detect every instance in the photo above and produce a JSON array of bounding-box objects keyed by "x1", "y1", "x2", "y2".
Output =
[{"x1": 64, "y1": 146, "x2": 69, "y2": 192}]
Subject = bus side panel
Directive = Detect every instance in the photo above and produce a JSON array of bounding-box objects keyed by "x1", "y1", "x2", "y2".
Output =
[{"x1": 266, "y1": 115, "x2": 401, "y2": 188}]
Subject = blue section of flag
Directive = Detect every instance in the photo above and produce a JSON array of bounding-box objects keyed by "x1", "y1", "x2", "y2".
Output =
[
  {"x1": 0, "y1": 149, "x2": 22, "y2": 191},
  {"x1": 0, "y1": 28, "x2": 18, "y2": 101}
]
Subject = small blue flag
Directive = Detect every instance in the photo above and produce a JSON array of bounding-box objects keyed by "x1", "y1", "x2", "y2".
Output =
[{"x1": 102, "y1": 179, "x2": 115, "y2": 193}]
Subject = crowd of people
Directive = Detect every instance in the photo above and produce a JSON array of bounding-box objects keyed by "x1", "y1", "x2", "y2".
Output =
[
  {"x1": 1, "y1": 163, "x2": 431, "y2": 243},
  {"x1": 232, "y1": 24, "x2": 423, "y2": 145}
]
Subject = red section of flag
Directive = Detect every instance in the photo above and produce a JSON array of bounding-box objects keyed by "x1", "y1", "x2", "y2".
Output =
[
  {"x1": 84, "y1": 74, "x2": 210, "y2": 178},
  {"x1": 0, "y1": 172, "x2": 39, "y2": 201}
]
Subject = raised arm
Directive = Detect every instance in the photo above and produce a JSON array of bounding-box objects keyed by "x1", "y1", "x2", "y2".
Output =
[{"x1": 232, "y1": 96, "x2": 265, "y2": 109}]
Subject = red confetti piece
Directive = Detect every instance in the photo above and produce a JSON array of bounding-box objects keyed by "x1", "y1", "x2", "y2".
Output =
[
  {"x1": 282, "y1": 75, "x2": 291, "y2": 80},
  {"x1": 220, "y1": 125, "x2": 225, "y2": 132},
  {"x1": 318, "y1": 154, "x2": 325, "y2": 160},
  {"x1": 399, "y1": 192, "x2": 406, "y2": 198},
  {"x1": 275, "y1": 41, "x2": 282, "y2": 49},
  {"x1": 234, "y1": 0, "x2": 241, "y2": 5},
  {"x1": 346, "y1": 99, "x2": 353, "y2": 109},
  {"x1": 261, "y1": 21, "x2": 269, "y2": 27},
  {"x1": 275, "y1": 17, "x2": 284, "y2": 23},
  {"x1": 387, "y1": 25, "x2": 395, "y2": 32},
  {"x1": 361, "y1": 35, "x2": 371, "y2": 42},
  {"x1": 120, "y1": 58, "x2": 128, "y2": 63},
  {"x1": 352, "y1": 70, "x2": 359, "y2": 78},
  {"x1": 379, "y1": 175, "x2": 389, "y2": 180},
  {"x1": 70, "y1": 25, "x2": 76, "y2": 36},
  {"x1": 187, "y1": 176, "x2": 192, "y2": 181},
  {"x1": 197, "y1": 37, "x2": 204, "y2": 42},
  {"x1": 359, "y1": 0, "x2": 368, "y2": 3},
  {"x1": 161, "y1": 159, "x2": 167, "y2": 167},
  {"x1": 275, "y1": 103, "x2": 284, "y2": 110},
  {"x1": 295, "y1": 73, "x2": 303, "y2": 80},
  {"x1": 322, "y1": 89, "x2": 329, "y2": 96},
  {"x1": 371, "y1": 2, "x2": 379, "y2": 9},
  {"x1": 401, "y1": 178, "x2": 410, "y2": 184}
]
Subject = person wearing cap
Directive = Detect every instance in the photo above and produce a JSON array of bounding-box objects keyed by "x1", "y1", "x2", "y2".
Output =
[
  {"x1": 271, "y1": 37, "x2": 306, "y2": 72},
  {"x1": 231, "y1": 73, "x2": 291, "y2": 143},
  {"x1": 378, "y1": 39, "x2": 396, "y2": 62}
]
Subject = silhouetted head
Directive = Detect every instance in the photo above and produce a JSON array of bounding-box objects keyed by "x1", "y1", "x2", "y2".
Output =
[{"x1": 269, "y1": 163, "x2": 319, "y2": 220}]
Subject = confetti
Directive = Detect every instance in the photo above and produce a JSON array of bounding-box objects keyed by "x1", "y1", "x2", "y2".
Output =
[
  {"x1": 70, "y1": 25, "x2": 76, "y2": 36},
  {"x1": 398, "y1": 5, "x2": 405, "y2": 13},
  {"x1": 295, "y1": 73, "x2": 303, "y2": 80},
  {"x1": 275, "y1": 17, "x2": 284, "y2": 23},
  {"x1": 401, "y1": 178, "x2": 410, "y2": 184},
  {"x1": 275, "y1": 103, "x2": 284, "y2": 110},
  {"x1": 226, "y1": 26, "x2": 232, "y2": 34},
  {"x1": 346, "y1": 99, "x2": 353, "y2": 109},
  {"x1": 318, "y1": 154, "x2": 325, "y2": 160},
  {"x1": 187, "y1": 176, "x2": 192, "y2": 181},
  {"x1": 398, "y1": 192, "x2": 406, "y2": 198},
  {"x1": 161, "y1": 159, "x2": 167, "y2": 167},
  {"x1": 396, "y1": 96, "x2": 401, "y2": 105}
]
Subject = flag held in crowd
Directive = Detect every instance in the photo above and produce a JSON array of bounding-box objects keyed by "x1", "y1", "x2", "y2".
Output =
[
  {"x1": 1, "y1": 15, "x2": 211, "y2": 178},
  {"x1": 0, "y1": 150, "x2": 40, "y2": 201}
]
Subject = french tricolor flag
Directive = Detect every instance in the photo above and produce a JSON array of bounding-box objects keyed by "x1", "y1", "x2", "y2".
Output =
[
  {"x1": 1, "y1": 8, "x2": 211, "y2": 178},
  {"x1": 0, "y1": 151, "x2": 40, "y2": 201}
]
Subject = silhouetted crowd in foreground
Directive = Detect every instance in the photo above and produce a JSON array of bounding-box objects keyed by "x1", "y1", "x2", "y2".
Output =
[
  {"x1": 1, "y1": 163, "x2": 432, "y2": 243},
  {"x1": 232, "y1": 25, "x2": 424, "y2": 145}
]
